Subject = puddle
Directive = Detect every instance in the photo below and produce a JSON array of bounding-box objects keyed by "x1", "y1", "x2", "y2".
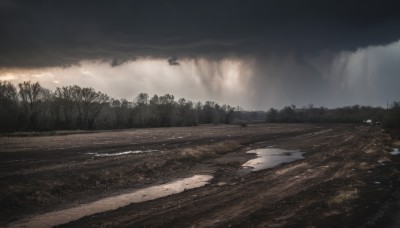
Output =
[
  {"x1": 241, "y1": 148, "x2": 304, "y2": 173},
  {"x1": 86, "y1": 150, "x2": 158, "y2": 157},
  {"x1": 390, "y1": 148, "x2": 400, "y2": 155},
  {"x1": 10, "y1": 175, "x2": 212, "y2": 228}
]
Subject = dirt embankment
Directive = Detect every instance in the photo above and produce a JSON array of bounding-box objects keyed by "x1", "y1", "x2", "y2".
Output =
[{"x1": 1, "y1": 124, "x2": 399, "y2": 227}]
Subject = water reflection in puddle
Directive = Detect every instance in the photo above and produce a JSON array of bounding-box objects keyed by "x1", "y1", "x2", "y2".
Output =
[
  {"x1": 241, "y1": 148, "x2": 304, "y2": 173},
  {"x1": 10, "y1": 175, "x2": 213, "y2": 228},
  {"x1": 390, "y1": 148, "x2": 400, "y2": 155}
]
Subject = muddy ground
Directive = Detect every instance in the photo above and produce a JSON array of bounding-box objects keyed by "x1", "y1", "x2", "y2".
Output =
[{"x1": 1, "y1": 123, "x2": 400, "y2": 227}]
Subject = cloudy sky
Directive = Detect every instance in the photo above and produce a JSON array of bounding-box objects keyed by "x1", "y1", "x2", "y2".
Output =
[{"x1": 1, "y1": 0, "x2": 400, "y2": 110}]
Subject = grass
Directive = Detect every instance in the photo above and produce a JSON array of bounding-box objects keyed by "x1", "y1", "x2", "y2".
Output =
[
  {"x1": 329, "y1": 188, "x2": 359, "y2": 204},
  {"x1": 179, "y1": 141, "x2": 241, "y2": 159},
  {"x1": 393, "y1": 140, "x2": 400, "y2": 147}
]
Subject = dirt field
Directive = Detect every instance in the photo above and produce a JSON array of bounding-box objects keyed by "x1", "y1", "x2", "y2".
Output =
[{"x1": 1, "y1": 123, "x2": 400, "y2": 227}]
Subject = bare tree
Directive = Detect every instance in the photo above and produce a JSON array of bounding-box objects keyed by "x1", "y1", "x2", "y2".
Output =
[
  {"x1": 134, "y1": 93, "x2": 149, "y2": 127},
  {"x1": 0, "y1": 81, "x2": 19, "y2": 131},
  {"x1": 78, "y1": 87, "x2": 109, "y2": 129},
  {"x1": 111, "y1": 98, "x2": 129, "y2": 128},
  {"x1": 159, "y1": 94, "x2": 176, "y2": 127},
  {"x1": 53, "y1": 85, "x2": 82, "y2": 129},
  {"x1": 18, "y1": 81, "x2": 45, "y2": 128}
]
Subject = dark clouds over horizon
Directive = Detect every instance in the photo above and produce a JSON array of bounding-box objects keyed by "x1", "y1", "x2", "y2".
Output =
[
  {"x1": 1, "y1": 0, "x2": 400, "y2": 67},
  {"x1": 1, "y1": 0, "x2": 400, "y2": 109}
]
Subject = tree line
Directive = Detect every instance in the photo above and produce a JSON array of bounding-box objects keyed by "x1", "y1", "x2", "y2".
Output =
[
  {"x1": 265, "y1": 103, "x2": 400, "y2": 129},
  {"x1": 1, "y1": 80, "x2": 399, "y2": 133},
  {"x1": 0, "y1": 81, "x2": 264, "y2": 132}
]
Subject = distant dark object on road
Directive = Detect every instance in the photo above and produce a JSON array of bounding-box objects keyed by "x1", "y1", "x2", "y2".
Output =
[{"x1": 231, "y1": 119, "x2": 248, "y2": 127}]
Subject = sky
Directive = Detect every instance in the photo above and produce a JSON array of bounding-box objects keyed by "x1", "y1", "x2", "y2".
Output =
[{"x1": 1, "y1": 0, "x2": 400, "y2": 110}]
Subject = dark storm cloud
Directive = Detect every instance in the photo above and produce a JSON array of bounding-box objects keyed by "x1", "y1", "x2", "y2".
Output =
[{"x1": 1, "y1": 0, "x2": 400, "y2": 67}]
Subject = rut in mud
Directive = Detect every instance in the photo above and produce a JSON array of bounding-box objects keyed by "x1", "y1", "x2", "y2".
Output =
[{"x1": 9, "y1": 175, "x2": 213, "y2": 228}]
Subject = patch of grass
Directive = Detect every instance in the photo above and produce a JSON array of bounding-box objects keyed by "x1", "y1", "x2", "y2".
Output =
[
  {"x1": 179, "y1": 141, "x2": 241, "y2": 160},
  {"x1": 329, "y1": 188, "x2": 359, "y2": 204}
]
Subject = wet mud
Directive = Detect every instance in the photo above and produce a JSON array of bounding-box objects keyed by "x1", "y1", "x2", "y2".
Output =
[{"x1": 1, "y1": 123, "x2": 399, "y2": 227}]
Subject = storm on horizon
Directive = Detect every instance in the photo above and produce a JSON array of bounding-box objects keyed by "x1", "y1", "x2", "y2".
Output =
[{"x1": 1, "y1": 0, "x2": 400, "y2": 109}]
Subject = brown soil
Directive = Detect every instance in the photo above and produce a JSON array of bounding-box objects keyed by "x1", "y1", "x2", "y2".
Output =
[{"x1": 1, "y1": 123, "x2": 399, "y2": 227}]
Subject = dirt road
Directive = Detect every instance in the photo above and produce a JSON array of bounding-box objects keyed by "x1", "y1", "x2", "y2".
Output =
[{"x1": 1, "y1": 124, "x2": 399, "y2": 227}]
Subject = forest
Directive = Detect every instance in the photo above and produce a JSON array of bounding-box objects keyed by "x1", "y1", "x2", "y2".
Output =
[
  {"x1": 0, "y1": 80, "x2": 399, "y2": 132},
  {"x1": 0, "y1": 81, "x2": 265, "y2": 132},
  {"x1": 266, "y1": 104, "x2": 398, "y2": 126}
]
